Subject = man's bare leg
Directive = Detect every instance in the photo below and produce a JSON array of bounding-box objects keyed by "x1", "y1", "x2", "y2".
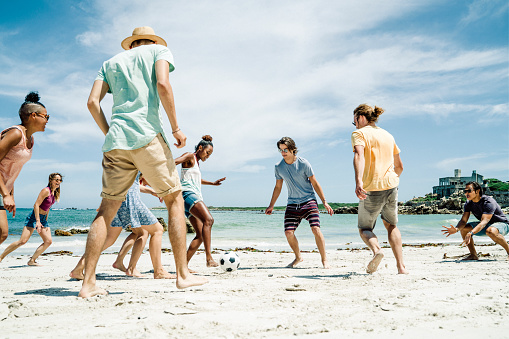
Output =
[
  {"x1": 383, "y1": 220, "x2": 408, "y2": 274},
  {"x1": 311, "y1": 226, "x2": 329, "y2": 268},
  {"x1": 459, "y1": 225, "x2": 478, "y2": 260},
  {"x1": 78, "y1": 199, "x2": 122, "y2": 298},
  {"x1": 164, "y1": 192, "x2": 208, "y2": 288},
  {"x1": 359, "y1": 228, "x2": 384, "y2": 274},
  {"x1": 71, "y1": 226, "x2": 123, "y2": 280},
  {"x1": 144, "y1": 222, "x2": 176, "y2": 279},
  {"x1": 285, "y1": 230, "x2": 303, "y2": 268},
  {"x1": 486, "y1": 226, "x2": 509, "y2": 256}
]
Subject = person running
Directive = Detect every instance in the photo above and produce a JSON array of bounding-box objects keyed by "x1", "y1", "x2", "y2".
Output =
[
  {"x1": 442, "y1": 181, "x2": 509, "y2": 260},
  {"x1": 112, "y1": 172, "x2": 175, "y2": 279},
  {"x1": 70, "y1": 173, "x2": 175, "y2": 279},
  {"x1": 352, "y1": 104, "x2": 408, "y2": 274},
  {"x1": 174, "y1": 135, "x2": 225, "y2": 268},
  {"x1": 0, "y1": 92, "x2": 49, "y2": 246},
  {"x1": 81, "y1": 26, "x2": 207, "y2": 297},
  {"x1": 0, "y1": 173, "x2": 62, "y2": 265},
  {"x1": 265, "y1": 137, "x2": 333, "y2": 269}
]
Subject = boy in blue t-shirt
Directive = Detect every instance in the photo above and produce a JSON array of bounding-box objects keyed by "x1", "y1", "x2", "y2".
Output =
[{"x1": 265, "y1": 137, "x2": 333, "y2": 268}]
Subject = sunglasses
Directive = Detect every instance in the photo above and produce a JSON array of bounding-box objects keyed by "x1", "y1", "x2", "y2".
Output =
[
  {"x1": 33, "y1": 112, "x2": 50, "y2": 121},
  {"x1": 463, "y1": 189, "x2": 472, "y2": 193},
  {"x1": 278, "y1": 148, "x2": 290, "y2": 154}
]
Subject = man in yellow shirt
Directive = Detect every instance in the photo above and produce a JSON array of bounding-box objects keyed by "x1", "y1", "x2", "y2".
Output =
[{"x1": 351, "y1": 104, "x2": 408, "y2": 274}]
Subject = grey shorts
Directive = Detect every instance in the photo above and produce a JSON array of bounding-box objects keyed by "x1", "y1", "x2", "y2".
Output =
[
  {"x1": 468, "y1": 221, "x2": 509, "y2": 236},
  {"x1": 358, "y1": 187, "x2": 398, "y2": 230}
]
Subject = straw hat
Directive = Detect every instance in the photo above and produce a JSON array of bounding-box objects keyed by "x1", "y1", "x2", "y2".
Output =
[{"x1": 121, "y1": 26, "x2": 167, "y2": 50}]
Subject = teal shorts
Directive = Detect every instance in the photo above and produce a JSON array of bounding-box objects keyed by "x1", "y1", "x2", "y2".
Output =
[{"x1": 468, "y1": 221, "x2": 509, "y2": 236}]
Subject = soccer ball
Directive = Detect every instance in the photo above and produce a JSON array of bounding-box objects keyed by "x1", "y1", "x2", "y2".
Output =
[{"x1": 220, "y1": 251, "x2": 240, "y2": 272}]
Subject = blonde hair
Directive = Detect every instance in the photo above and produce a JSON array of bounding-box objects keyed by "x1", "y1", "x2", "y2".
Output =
[
  {"x1": 353, "y1": 104, "x2": 385, "y2": 123},
  {"x1": 48, "y1": 173, "x2": 63, "y2": 202}
]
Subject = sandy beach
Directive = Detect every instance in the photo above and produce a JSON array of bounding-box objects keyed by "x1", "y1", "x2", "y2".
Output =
[{"x1": 1, "y1": 244, "x2": 508, "y2": 338}]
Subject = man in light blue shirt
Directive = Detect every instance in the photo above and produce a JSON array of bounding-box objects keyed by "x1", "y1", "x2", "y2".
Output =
[
  {"x1": 265, "y1": 137, "x2": 333, "y2": 269},
  {"x1": 78, "y1": 26, "x2": 207, "y2": 298}
]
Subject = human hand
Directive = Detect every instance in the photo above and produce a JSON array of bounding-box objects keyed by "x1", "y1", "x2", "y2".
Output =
[
  {"x1": 213, "y1": 177, "x2": 226, "y2": 186},
  {"x1": 36, "y1": 221, "x2": 43, "y2": 234},
  {"x1": 324, "y1": 202, "x2": 334, "y2": 216},
  {"x1": 3, "y1": 194, "x2": 16, "y2": 217},
  {"x1": 441, "y1": 225, "x2": 457, "y2": 237},
  {"x1": 265, "y1": 206, "x2": 273, "y2": 215},
  {"x1": 462, "y1": 232, "x2": 472, "y2": 246},
  {"x1": 173, "y1": 129, "x2": 186, "y2": 148},
  {"x1": 355, "y1": 184, "x2": 367, "y2": 200}
]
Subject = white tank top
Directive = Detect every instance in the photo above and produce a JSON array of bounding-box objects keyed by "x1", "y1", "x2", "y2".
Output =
[{"x1": 180, "y1": 154, "x2": 203, "y2": 199}]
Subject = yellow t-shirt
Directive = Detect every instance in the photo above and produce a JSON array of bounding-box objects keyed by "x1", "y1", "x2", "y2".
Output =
[{"x1": 351, "y1": 126, "x2": 400, "y2": 191}]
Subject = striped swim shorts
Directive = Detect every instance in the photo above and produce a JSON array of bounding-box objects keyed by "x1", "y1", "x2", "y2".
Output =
[{"x1": 284, "y1": 199, "x2": 320, "y2": 231}]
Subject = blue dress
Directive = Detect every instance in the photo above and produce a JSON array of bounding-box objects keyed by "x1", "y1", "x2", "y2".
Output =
[{"x1": 111, "y1": 172, "x2": 158, "y2": 228}]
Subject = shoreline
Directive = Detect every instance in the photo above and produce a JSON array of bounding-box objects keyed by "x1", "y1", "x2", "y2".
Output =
[{"x1": 1, "y1": 245, "x2": 508, "y2": 338}]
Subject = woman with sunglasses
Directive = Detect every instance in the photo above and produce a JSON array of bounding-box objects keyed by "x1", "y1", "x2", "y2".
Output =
[
  {"x1": 0, "y1": 173, "x2": 62, "y2": 265},
  {"x1": 0, "y1": 92, "x2": 49, "y2": 246},
  {"x1": 175, "y1": 135, "x2": 225, "y2": 268}
]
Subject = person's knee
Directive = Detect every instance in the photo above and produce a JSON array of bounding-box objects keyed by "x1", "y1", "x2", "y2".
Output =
[
  {"x1": 203, "y1": 216, "x2": 214, "y2": 228},
  {"x1": 19, "y1": 238, "x2": 29, "y2": 246},
  {"x1": 45, "y1": 238, "x2": 53, "y2": 246},
  {"x1": 311, "y1": 226, "x2": 322, "y2": 235},
  {"x1": 285, "y1": 230, "x2": 295, "y2": 238},
  {"x1": 0, "y1": 233, "x2": 8, "y2": 242},
  {"x1": 485, "y1": 227, "x2": 498, "y2": 236}
]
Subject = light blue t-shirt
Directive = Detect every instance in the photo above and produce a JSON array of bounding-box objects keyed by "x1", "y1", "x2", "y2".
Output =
[
  {"x1": 96, "y1": 44, "x2": 175, "y2": 152},
  {"x1": 275, "y1": 157, "x2": 316, "y2": 205}
]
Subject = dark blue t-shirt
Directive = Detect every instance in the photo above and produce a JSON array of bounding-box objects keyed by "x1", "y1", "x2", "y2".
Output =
[{"x1": 464, "y1": 195, "x2": 508, "y2": 225}]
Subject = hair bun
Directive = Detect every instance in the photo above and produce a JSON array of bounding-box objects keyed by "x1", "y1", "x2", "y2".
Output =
[
  {"x1": 25, "y1": 91, "x2": 40, "y2": 103},
  {"x1": 373, "y1": 106, "x2": 385, "y2": 117},
  {"x1": 202, "y1": 135, "x2": 213, "y2": 142}
]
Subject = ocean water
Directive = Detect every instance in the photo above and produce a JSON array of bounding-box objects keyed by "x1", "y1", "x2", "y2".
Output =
[{"x1": 0, "y1": 208, "x2": 486, "y2": 256}]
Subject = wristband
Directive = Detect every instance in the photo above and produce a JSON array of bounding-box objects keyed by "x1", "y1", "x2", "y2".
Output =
[
  {"x1": 468, "y1": 231, "x2": 473, "y2": 236},
  {"x1": 172, "y1": 128, "x2": 180, "y2": 134}
]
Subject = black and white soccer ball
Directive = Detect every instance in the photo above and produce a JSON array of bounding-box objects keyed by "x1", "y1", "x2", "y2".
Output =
[{"x1": 219, "y1": 251, "x2": 240, "y2": 272}]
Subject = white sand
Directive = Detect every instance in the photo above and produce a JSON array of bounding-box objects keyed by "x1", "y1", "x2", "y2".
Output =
[{"x1": 1, "y1": 245, "x2": 508, "y2": 338}]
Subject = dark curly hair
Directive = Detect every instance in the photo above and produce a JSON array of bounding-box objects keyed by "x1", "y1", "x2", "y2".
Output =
[
  {"x1": 277, "y1": 136, "x2": 298, "y2": 154},
  {"x1": 195, "y1": 135, "x2": 213, "y2": 152},
  {"x1": 19, "y1": 91, "x2": 46, "y2": 123}
]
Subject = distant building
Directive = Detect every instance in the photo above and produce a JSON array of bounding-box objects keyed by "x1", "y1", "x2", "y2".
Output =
[{"x1": 433, "y1": 169, "x2": 487, "y2": 198}]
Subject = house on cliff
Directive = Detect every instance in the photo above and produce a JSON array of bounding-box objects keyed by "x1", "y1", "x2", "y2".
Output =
[{"x1": 432, "y1": 169, "x2": 487, "y2": 198}]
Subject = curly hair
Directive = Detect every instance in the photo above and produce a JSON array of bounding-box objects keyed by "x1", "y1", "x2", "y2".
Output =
[
  {"x1": 19, "y1": 92, "x2": 46, "y2": 123},
  {"x1": 195, "y1": 135, "x2": 213, "y2": 152}
]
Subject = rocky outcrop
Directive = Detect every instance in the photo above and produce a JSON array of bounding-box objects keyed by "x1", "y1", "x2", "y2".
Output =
[
  {"x1": 54, "y1": 229, "x2": 72, "y2": 236},
  {"x1": 333, "y1": 206, "x2": 358, "y2": 214}
]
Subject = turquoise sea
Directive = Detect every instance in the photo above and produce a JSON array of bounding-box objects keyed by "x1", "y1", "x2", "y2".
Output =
[{"x1": 0, "y1": 208, "x2": 486, "y2": 256}]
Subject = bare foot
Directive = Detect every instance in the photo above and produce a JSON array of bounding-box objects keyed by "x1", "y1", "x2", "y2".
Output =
[
  {"x1": 154, "y1": 269, "x2": 177, "y2": 279},
  {"x1": 322, "y1": 260, "x2": 330, "y2": 269},
  {"x1": 397, "y1": 265, "x2": 409, "y2": 274},
  {"x1": 78, "y1": 284, "x2": 108, "y2": 298},
  {"x1": 462, "y1": 253, "x2": 479, "y2": 261},
  {"x1": 126, "y1": 267, "x2": 145, "y2": 278},
  {"x1": 69, "y1": 269, "x2": 84, "y2": 280},
  {"x1": 176, "y1": 274, "x2": 208, "y2": 289},
  {"x1": 367, "y1": 251, "x2": 384, "y2": 274},
  {"x1": 188, "y1": 268, "x2": 198, "y2": 274},
  {"x1": 286, "y1": 257, "x2": 303, "y2": 268},
  {"x1": 112, "y1": 261, "x2": 127, "y2": 273},
  {"x1": 206, "y1": 259, "x2": 219, "y2": 267},
  {"x1": 27, "y1": 260, "x2": 41, "y2": 266}
]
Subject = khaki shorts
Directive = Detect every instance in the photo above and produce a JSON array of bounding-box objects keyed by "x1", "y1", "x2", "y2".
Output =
[
  {"x1": 358, "y1": 187, "x2": 398, "y2": 230},
  {"x1": 101, "y1": 134, "x2": 181, "y2": 201}
]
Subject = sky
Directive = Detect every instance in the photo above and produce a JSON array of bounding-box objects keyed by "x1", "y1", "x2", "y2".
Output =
[{"x1": 0, "y1": 0, "x2": 507, "y2": 209}]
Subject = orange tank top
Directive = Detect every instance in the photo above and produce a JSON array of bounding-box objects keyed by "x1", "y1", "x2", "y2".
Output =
[{"x1": 0, "y1": 126, "x2": 34, "y2": 193}]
